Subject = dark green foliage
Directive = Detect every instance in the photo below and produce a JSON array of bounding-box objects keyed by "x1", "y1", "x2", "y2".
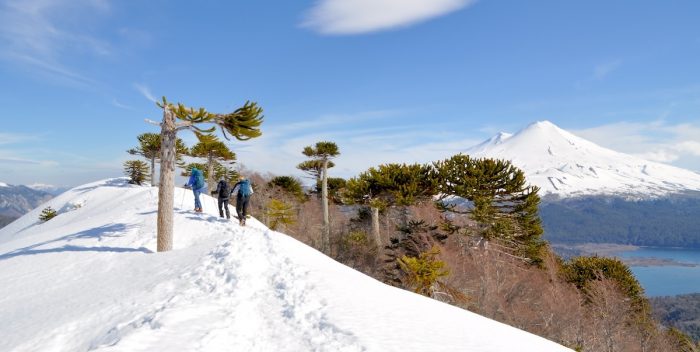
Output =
[
  {"x1": 397, "y1": 246, "x2": 449, "y2": 296},
  {"x1": 541, "y1": 196, "x2": 700, "y2": 247},
  {"x1": 316, "y1": 177, "x2": 346, "y2": 203},
  {"x1": 127, "y1": 133, "x2": 188, "y2": 161},
  {"x1": 158, "y1": 98, "x2": 263, "y2": 141},
  {"x1": 265, "y1": 198, "x2": 296, "y2": 230},
  {"x1": 123, "y1": 160, "x2": 150, "y2": 185},
  {"x1": 297, "y1": 160, "x2": 335, "y2": 180},
  {"x1": 268, "y1": 176, "x2": 305, "y2": 200},
  {"x1": 666, "y1": 327, "x2": 699, "y2": 352},
  {"x1": 562, "y1": 256, "x2": 647, "y2": 310},
  {"x1": 181, "y1": 162, "x2": 237, "y2": 182},
  {"x1": 344, "y1": 163, "x2": 436, "y2": 207},
  {"x1": 302, "y1": 141, "x2": 339, "y2": 159},
  {"x1": 434, "y1": 154, "x2": 545, "y2": 264},
  {"x1": 39, "y1": 206, "x2": 57, "y2": 222},
  {"x1": 189, "y1": 134, "x2": 236, "y2": 161},
  {"x1": 651, "y1": 293, "x2": 700, "y2": 342}
]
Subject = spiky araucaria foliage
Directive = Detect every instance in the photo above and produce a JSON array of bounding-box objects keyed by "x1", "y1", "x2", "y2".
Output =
[
  {"x1": 127, "y1": 133, "x2": 187, "y2": 186},
  {"x1": 268, "y1": 176, "x2": 305, "y2": 201},
  {"x1": 433, "y1": 154, "x2": 545, "y2": 265},
  {"x1": 343, "y1": 163, "x2": 436, "y2": 247},
  {"x1": 151, "y1": 97, "x2": 263, "y2": 252},
  {"x1": 182, "y1": 162, "x2": 238, "y2": 184},
  {"x1": 123, "y1": 160, "x2": 150, "y2": 185},
  {"x1": 188, "y1": 134, "x2": 236, "y2": 191},
  {"x1": 265, "y1": 198, "x2": 296, "y2": 231},
  {"x1": 39, "y1": 206, "x2": 57, "y2": 222},
  {"x1": 297, "y1": 141, "x2": 340, "y2": 255},
  {"x1": 397, "y1": 246, "x2": 450, "y2": 297}
]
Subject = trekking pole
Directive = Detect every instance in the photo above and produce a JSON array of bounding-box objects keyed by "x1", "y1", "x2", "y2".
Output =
[{"x1": 180, "y1": 187, "x2": 186, "y2": 209}]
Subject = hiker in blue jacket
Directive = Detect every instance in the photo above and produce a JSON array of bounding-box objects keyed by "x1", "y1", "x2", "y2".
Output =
[
  {"x1": 231, "y1": 176, "x2": 253, "y2": 226},
  {"x1": 185, "y1": 167, "x2": 206, "y2": 213}
]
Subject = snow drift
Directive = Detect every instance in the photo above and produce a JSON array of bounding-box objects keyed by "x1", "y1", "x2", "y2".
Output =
[
  {"x1": 467, "y1": 121, "x2": 700, "y2": 198},
  {"x1": 0, "y1": 178, "x2": 570, "y2": 351}
]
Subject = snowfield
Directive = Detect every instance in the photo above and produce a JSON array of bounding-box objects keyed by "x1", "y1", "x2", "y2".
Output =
[
  {"x1": 467, "y1": 121, "x2": 700, "y2": 198},
  {"x1": 0, "y1": 178, "x2": 571, "y2": 351}
]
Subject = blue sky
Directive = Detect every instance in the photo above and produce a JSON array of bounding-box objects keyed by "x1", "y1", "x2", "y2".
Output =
[{"x1": 1, "y1": 0, "x2": 699, "y2": 186}]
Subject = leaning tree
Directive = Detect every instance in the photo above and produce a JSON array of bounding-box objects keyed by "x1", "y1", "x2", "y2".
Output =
[
  {"x1": 344, "y1": 163, "x2": 436, "y2": 247},
  {"x1": 127, "y1": 132, "x2": 188, "y2": 186},
  {"x1": 189, "y1": 134, "x2": 236, "y2": 191},
  {"x1": 148, "y1": 97, "x2": 263, "y2": 252},
  {"x1": 298, "y1": 141, "x2": 339, "y2": 255}
]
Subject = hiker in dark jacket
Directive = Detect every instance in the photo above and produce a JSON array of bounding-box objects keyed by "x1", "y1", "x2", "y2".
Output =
[
  {"x1": 231, "y1": 176, "x2": 253, "y2": 226},
  {"x1": 211, "y1": 177, "x2": 231, "y2": 219}
]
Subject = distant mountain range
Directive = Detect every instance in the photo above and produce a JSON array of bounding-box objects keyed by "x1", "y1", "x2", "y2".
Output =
[
  {"x1": 467, "y1": 121, "x2": 700, "y2": 247},
  {"x1": 467, "y1": 120, "x2": 700, "y2": 199},
  {"x1": 0, "y1": 183, "x2": 67, "y2": 226}
]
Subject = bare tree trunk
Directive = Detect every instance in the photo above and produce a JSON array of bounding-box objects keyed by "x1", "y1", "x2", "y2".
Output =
[
  {"x1": 321, "y1": 159, "x2": 330, "y2": 254},
  {"x1": 371, "y1": 206, "x2": 381, "y2": 247},
  {"x1": 150, "y1": 157, "x2": 156, "y2": 187},
  {"x1": 157, "y1": 107, "x2": 176, "y2": 252},
  {"x1": 207, "y1": 153, "x2": 214, "y2": 193}
]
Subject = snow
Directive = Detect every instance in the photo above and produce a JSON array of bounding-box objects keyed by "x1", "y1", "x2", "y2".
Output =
[
  {"x1": 467, "y1": 120, "x2": 700, "y2": 198},
  {"x1": 0, "y1": 182, "x2": 8, "y2": 187},
  {"x1": 0, "y1": 178, "x2": 570, "y2": 351}
]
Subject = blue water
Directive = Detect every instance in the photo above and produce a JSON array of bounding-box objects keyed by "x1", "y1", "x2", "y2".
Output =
[{"x1": 616, "y1": 247, "x2": 700, "y2": 297}]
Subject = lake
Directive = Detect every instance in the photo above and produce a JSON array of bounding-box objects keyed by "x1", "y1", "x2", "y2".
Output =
[{"x1": 616, "y1": 247, "x2": 700, "y2": 297}]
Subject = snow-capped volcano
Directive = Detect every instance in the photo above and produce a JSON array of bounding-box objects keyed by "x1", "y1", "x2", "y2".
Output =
[
  {"x1": 0, "y1": 178, "x2": 570, "y2": 351},
  {"x1": 467, "y1": 121, "x2": 700, "y2": 198}
]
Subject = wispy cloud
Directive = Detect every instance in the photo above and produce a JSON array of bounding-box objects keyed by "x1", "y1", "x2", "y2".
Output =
[
  {"x1": 302, "y1": 0, "x2": 476, "y2": 35},
  {"x1": 111, "y1": 98, "x2": 134, "y2": 110},
  {"x1": 133, "y1": 83, "x2": 157, "y2": 102},
  {"x1": 593, "y1": 60, "x2": 623, "y2": 80},
  {"x1": 0, "y1": 132, "x2": 40, "y2": 145},
  {"x1": 573, "y1": 120, "x2": 700, "y2": 168},
  {"x1": 0, "y1": 0, "x2": 111, "y2": 85}
]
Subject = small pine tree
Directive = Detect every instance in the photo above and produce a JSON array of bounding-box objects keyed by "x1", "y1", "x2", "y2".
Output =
[
  {"x1": 124, "y1": 160, "x2": 150, "y2": 185},
  {"x1": 268, "y1": 176, "x2": 305, "y2": 201},
  {"x1": 397, "y1": 246, "x2": 450, "y2": 296},
  {"x1": 39, "y1": 206, "x2": 57, "y2": 222},
  {"x1": 265, "y1": 198, "x2": 296, "y2": 230}
]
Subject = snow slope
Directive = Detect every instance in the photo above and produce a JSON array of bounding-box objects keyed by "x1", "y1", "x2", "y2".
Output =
[
  {"x1": 0, "y1": 178, "x2": 571, "y2": 351},
  {"x1": 467, "y1": 121, "x2": 700, "y2": 198}
]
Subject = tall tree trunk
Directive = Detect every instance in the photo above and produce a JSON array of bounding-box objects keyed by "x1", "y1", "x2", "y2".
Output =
[
  {"x1": 371, "y1": 206, "x2": 381, "y2": 247},
  {"x1": 150, "y1": 157, "x2": 156, "y2": 187},
  {"x1": 321, "y1": 159, "x2": 330, "y2": 254},
  {"x1": 207, "y1": 153, "x2": 214, "y2": 193},
  {"x1": 157, "y1": 107, "x2": 176, "y2": 252}
]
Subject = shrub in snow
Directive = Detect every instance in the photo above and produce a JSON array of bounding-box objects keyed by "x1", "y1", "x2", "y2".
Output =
[
  {"x1": 39, "y1": 206, "x2": 57, "y2": 222},
  {"x1": 123, "y1": 160, "x2": 149, "y2": 185}
]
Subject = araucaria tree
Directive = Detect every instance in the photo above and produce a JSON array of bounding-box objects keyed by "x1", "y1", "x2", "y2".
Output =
[
  {"x1": 149, "y1": 97, "x2": 263, "y2": 252},
  {"x1": 433, "y1": 154, "x2": 545, "y2": 264},
  {"x1": 123, "y1": 160, "x2": 150, "y2": 185},
  {"x1": 189, "y1": 134, "x2": 236, "y2": 191},
  {"x1": 127, "y1": 132, "x2": 188, "y2": 186},
  {"x1": 344, "y1": 163, "x2": 436, "y2": 247},
  {"x1": 298, "y1": 141, "x2": 339, "y2": 255}
]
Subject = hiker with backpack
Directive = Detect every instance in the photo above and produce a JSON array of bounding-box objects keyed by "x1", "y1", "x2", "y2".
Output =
[
  {"x1": 185, "y1": 167, "x2": 207, "y2": 213},
  {"x1": 211, "y1": 177, "x2": 232, "y2": 219},
  {"x1": 231, "y1": 176, "x2": 253, "y2": 226}
]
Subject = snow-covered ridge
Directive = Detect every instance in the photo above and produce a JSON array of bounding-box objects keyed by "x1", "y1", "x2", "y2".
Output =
[
  {"x1": 467, "y1": 121, "x2": 700, "y2": 198},
  {"x1": 0, "y1": 178, "x2": 571, "y2": 351}
]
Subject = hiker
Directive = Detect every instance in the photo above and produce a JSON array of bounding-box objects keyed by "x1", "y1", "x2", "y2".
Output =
[
  {"x1": 231, "y1": 175, "x2": 254, "y2": 226},
  {"x1": 185, "y1": 167, "x2": 206, "y2": 212},
  {"x1": 211, "y1": 177, "x2": 232, "y2": 219}
]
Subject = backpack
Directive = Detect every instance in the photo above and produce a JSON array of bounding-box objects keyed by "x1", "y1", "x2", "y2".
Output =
[
  {"x1": 239, "y1": 180, "x2": 253, "y2": 196},
  {"x1": 218, "y1": 180, "x2": 230, "y2": 198},
  {"x1": 193, "y1": 169, "x2": 205, "y2": 190}
]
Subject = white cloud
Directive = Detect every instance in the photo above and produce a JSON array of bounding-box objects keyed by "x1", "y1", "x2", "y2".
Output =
[
  {"x1": 593, "y1": 60, "x2": 623, "y2": 80},
  {"x1": 572, "y1": 120, "x2": 700, "y2": 170},
  {"x1": 302, "y1": 0, "x2": 476, "y2": 35},
  {"x1": 0, "y1": 0, "x2": 111, "y2": 84},
  {"x1": 133, "y1": 83, "x2": 157, "y2": 103}
]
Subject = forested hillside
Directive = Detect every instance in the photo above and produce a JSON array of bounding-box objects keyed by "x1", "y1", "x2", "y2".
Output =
[
  {"x1": 540, "y1": 195, "x2": 700, "y2": 247},
  {"x1": 652, "y1": 294, "x2": 700, "y2": 342}
]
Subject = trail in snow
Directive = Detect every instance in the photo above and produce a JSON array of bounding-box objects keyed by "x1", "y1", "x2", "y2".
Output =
[{"x1": 0, "y1": 178, "x2": 572, "y2": 351}]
